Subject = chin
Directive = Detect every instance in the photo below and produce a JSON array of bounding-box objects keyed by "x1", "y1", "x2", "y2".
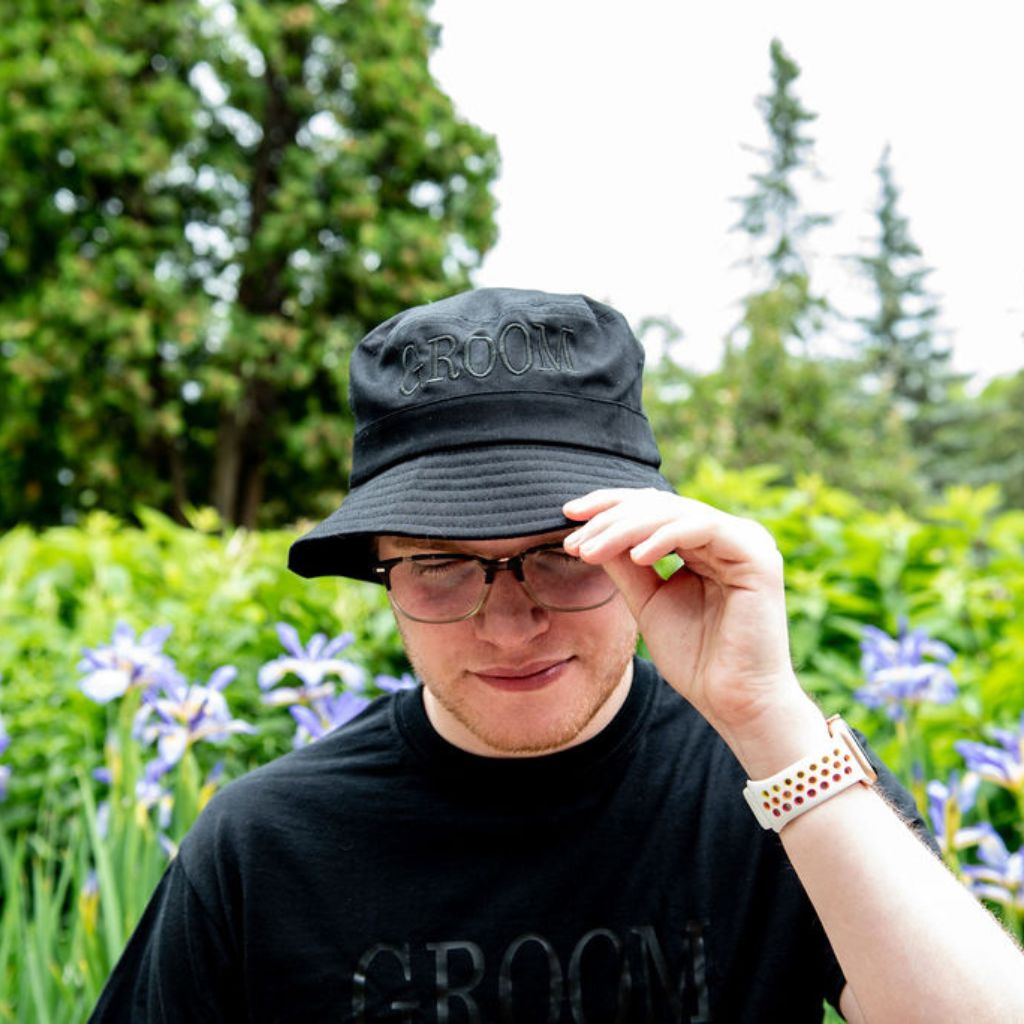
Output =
[{"x1": 431, "y1": 681, "x2": 623, "y2": 758}]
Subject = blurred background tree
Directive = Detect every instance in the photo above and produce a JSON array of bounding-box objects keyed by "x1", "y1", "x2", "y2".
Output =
[
  {"x1": 3, "y1": 23, "x2": 1019, "y2": 528},
  {"x1": 852, "y1": 144, "x2": 984, "y2": 500},
  {"x1": 938, "y1": 369, "x2": 1024, "y2": 508},
  {"x1": 644, "y1": 39, "x2": 1021, "y2": 514},
  {"x1": 647, "y1": 39, "x2": 917, "y2": 506},
  {"x1": 0, "y1": 0, "x2": 499, "y2": 530},
  {"x1": 854, "y1": 144, "x2": 957, "y2": 415}
]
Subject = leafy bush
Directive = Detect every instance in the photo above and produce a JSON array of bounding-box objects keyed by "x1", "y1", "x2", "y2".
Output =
[
  {"x1": 1, "y1": 467, "x2": 1022, "y2": 1019},
  {"x1": 0, "y1": 507, "x2": 404, "y2": 829}
]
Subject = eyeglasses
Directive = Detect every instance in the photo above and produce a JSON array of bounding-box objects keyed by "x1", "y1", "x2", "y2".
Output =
[{"x1": 370, "y1": 541, "x2": 617, "y2": 624}]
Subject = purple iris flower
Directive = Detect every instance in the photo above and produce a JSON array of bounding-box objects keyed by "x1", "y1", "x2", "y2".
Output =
[
  {"x1": 855, "y1": 621, "x2": 958, "y2": 720},
  {"x1": 290, "y1": 693, "x2": 371, "y2": 747},
  {"x1": 960, "y1": 824, "x2": 1024, "y2": 911},
  {"x1": 925, "y1": 772, "x2": 987, "y2": 853},
  {"x1": 134, "y1": 665, "x2": 255, "y2": 767},
  {"x1": 134, "y1": 758, "x2": 175, "y2": 831},
  {"x1": 0, "y1": 714, "x2": 9, "y2": 802},
  {"x1": 374, "y1": 672, "x2": 418, "y2": 693},
  {"x1": 954, "y1": 712, "x2": 1024, "y2": 792},
  {"x1": 82, "y1": 870, "x2": 99, "y2": 900},
  {"x1": 78, "y1": 622, "x2": 178, "y2": 704},
  {"x1": 258, "y1": 623, "x2": 366, "y2": 706}
]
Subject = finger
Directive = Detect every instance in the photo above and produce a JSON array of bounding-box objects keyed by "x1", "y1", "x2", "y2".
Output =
[
  {"x1": 565, "y1": 495, "x2": 718, "y2": 561},
  {"x1": 597, "y1": 552, "x2": 664, "y2": 621},
  {"x1": 563, "y1": 492, "x2": 680, "y2": 553},
  {"x1": 563, "y1": 488, "x2": 666, "y2": 523},
  {"x1": 572, "y1": 515, "x2": 714, "y2": 565},
  {"x1": 570, "y1": 505, "x2": 781, "y2": 589}
]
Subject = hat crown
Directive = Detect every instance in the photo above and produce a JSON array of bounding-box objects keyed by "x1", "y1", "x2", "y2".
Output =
[
  {"x1": 288, "y1": 287, "x2": 674, "y2": 581},
  {"x1": 348, "y1": 288, "x2": 653, "y2": 486}
]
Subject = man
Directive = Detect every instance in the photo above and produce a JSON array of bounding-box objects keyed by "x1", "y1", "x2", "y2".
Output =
[{"x1": 92, "y1": 288, "x2": 1024, "y2": 1022}]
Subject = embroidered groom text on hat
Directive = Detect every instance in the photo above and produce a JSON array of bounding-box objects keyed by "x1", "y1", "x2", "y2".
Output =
[{"x1": 399, "y1": 320, "x2": 577, "y2": 396}]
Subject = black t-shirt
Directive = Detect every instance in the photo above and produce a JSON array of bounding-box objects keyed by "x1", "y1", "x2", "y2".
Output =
[{"x1": 89, "y1": 658, "x2": 932, "y2": 1022}]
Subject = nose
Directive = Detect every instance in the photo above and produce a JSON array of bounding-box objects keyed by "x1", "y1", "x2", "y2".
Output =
[{"x1": 472, "y1": 565, "x2": 549, "y2": 647}]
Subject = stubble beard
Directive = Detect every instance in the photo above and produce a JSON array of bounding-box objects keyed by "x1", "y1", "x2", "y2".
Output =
[{"x1": 398, "y1": 620, "x2": 638, "y2": 757}]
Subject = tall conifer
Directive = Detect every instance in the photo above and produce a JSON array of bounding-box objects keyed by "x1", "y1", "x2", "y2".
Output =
[{"x1": 855, "y1": 145, "x2": 957, "y2": 415}]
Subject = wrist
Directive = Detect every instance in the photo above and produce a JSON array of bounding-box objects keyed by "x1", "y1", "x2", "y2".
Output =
[
  {"x1": 743, "y1": 715, "x2": 879, "y2": 832},
  {"x1": 720, "y1": 692, "x2": 831, "y2": 780}
]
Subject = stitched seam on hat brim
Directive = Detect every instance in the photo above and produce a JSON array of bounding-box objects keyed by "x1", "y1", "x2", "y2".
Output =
[
  {"x1": 365, "y1": 468, "x2": 660, "y2": 494},
  {"x1": 352, "y1": 442, "x2": 663, "y2": 484},
  {"x1": 353, "y1": 389, "x2": 648, "y2": 440}
]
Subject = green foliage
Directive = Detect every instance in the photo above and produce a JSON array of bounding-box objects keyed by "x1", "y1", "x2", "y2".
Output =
[
  {"x1": 928, "y1": 370, "x2": 1024, "y2": 508},
  {"x1": 0, "y1": 0, "x2": 499, "y2": 531},
  {"x1": 0, "y1": 742, "x2": 207, "y2": 1020},
  {"x1": 1, "y1": 480, "x2": 1022, "y2": 1015},
  {"x1": 0, "y1": 507, "x2": 403, "y2": 829},
  {"x1": 643, "y1": 343, "x2": 925, "y2": 510},
  {"x1": 680, "y1": 465, "x2": 1024, "y2": 793}
]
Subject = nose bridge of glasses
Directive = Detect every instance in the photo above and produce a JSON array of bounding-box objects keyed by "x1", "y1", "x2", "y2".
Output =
[{"x1": 481, "y1": 552, "x2": 528, "y2": 584}]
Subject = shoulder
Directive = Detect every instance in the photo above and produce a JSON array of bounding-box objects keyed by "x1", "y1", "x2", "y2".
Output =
[{"x1": 181, "y1": 693, "x2": 404, "y2": 855}]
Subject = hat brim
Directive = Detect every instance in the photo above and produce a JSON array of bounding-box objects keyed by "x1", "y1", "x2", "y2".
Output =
[{"x1": 288, "y1": 444, "x2": 675, "y2": 582}]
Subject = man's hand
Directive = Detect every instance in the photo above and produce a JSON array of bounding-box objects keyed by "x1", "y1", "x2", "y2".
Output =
[{"x1": 563, "y1": 488, "x2": 826, "y2": 775}]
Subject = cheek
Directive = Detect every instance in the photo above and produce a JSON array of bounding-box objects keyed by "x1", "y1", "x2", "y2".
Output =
[
  {"x1": 392, "y1": 615, "x2": 467, "y2": 678},
  {"x1": 579, "y1": 601, "x2": 639, "y2": 655}
]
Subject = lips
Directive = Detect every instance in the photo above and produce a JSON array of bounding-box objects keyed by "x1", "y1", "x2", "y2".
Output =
[{"x1": 473, "y1": 657, "x2": 573, "y2": 692}]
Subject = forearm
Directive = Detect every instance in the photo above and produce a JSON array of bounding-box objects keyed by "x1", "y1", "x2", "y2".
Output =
[
  {"x1": 731, "y1": 698, "x2": 1024, "y2": 1022},
  {"x1": 785, "y1": 782, "x2": 1024, "y2": 1022}
]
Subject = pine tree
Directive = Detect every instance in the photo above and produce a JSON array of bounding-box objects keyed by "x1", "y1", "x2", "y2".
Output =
[
  {"x1": 724, "y1": 39, "x2": 838, "y2": 472},
  {"x1": 853, "y1": 145, "x2": 980, "y2": 499},
  {"x1": 733, "y1": 38, "x2": 831, "y2": 311},
  {"x1": 855, "y1": 145, "x2": 957, "y2": 416},
  {"x1": 702, "y1": 41, "x2": 922, "y2": 505}
]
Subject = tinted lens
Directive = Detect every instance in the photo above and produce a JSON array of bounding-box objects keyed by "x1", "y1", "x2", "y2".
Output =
[
  {"x1": 521, "y1": 548, "x2": 616, "y2": 611},
  {"x1": 389, "y1": 557, "x2": 485, "y2": 622}
]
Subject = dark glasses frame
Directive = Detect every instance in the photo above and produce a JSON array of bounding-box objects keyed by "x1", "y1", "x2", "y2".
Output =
[{"x1": 369, "y1": 541, "x2": 616, "y2": 623}]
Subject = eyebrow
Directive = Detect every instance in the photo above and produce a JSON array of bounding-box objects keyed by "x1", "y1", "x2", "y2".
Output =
[{"x1": 386, "y1": 537, "x2": 465, "y2": 554}]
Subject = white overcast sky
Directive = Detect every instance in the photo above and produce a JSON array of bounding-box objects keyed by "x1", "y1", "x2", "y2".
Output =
[{"x1": 429, "y1": 0, "x2": 1024, "y2": 386}]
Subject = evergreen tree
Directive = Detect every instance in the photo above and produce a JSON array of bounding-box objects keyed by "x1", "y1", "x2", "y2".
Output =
[
  {"x1": 853, "y1": 145, "x2": 978, "y2": 496},
  {"x1": 651, "y1": 40, "x2": 920, "y2": 507},
  {"x1": 855, "y1": 145, "x2": 958, "y2": 417},
  {"x1": 928, "y1": 369, "x2": 1024, "y2": 509},
  {"x1": 720, "y1": 39, "x2": 846, "y2": 480},
  {"x1": 0, "y1": 0, "x2": 499, "y2": 529},
  {"x1": 733, "y1": 37, "x2": 831, "y2": 325}
]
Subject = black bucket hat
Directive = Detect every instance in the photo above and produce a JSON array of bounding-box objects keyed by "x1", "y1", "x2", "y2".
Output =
[{"x1": 288, "y1": 287, "x2": 674, "y2": 582}]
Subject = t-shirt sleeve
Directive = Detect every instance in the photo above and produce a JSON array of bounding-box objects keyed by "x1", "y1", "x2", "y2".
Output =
[
  {"x1": 860, "y1": 727, "x2": 941, "y2": 854},
  {"x1": 87, "y1": 855, "x2": 242, "y2": 1023}
]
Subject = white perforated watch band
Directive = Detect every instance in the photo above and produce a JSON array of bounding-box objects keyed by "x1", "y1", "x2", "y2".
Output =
[{"x1": 742, "y1": 715, "x2": 878, "y2": 832}]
